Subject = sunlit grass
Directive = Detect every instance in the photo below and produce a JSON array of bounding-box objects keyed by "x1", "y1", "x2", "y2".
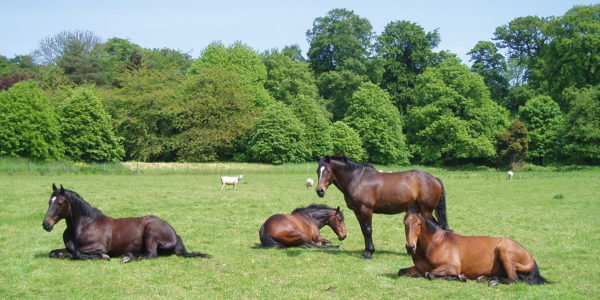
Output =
[{"x1": 0, "y1": 168, "x2": 598, "y2": 298}]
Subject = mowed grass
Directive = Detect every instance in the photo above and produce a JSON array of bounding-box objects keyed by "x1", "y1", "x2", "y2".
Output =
[{"x1": 0, "y1": 167, "x2": 599, "y2": 299}]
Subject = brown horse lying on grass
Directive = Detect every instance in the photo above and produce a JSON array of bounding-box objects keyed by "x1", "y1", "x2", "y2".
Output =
[
  {"x1": 42, "y1": 184, "x2": 210, "y2": 263},
  {"x1": 259, "y1": 204, "x2": 347, "y2": 248},
  {"x1": 398, "y1": 208, "x2": 548, "y2": 286}
]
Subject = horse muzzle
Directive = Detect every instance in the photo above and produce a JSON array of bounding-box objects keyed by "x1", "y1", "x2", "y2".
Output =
[
  {"x1": 338, "y1": 234, "x2": 347, "y2": 241},
  {"x1": 42, "y1": 220, "x2": 54, "y2": 232},
  {"x1": 316, "y1": 188, "x2": 325, "y2": 197},
  {"x1": 406, "y1": 244, "x2": 416, "y2": 255}
]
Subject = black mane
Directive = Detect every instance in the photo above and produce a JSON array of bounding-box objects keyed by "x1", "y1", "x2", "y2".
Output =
[
  {"x1": 64, "y1": 189, "x2": 104, "y2": 219},
  {"x1": 292, "y1": 204, "x2": 342, "y2": 228},
  {"x1": 326, "y1": 155, "x2": 375, "y2": 171}
]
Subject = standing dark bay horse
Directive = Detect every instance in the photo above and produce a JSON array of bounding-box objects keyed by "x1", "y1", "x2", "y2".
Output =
[
  {"x1": 315, "y1": 156, "x2": 447, "y2": 259},
  {"x1": 259, "y1": 204, "x2": 347, "y2": 248},
  {"x1": 398, "y1": 208, "x2": 548, "y2": 286},
  {"x1": 42, "y1": 184, "x2": 209, "y2": 263}
]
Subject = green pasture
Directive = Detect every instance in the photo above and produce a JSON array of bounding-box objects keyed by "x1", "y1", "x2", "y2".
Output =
[{"x1": 1, "y1": 166, "x2": 599, "y2": 299}]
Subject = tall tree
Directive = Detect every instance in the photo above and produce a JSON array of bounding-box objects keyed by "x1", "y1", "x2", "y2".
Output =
[
  {"x1": 99, "y1": 37, "x2": 142, "y2": 86},
  {"x1": 406, "y1": 57, "x2": 509, "y2": 165},
  {"x1": 563, "y1": 86, "x2": 600, "y2": 164},
  {"x1": 32, "y1": 30, "x2": 103, "y2": 65},
  {"x1": 376, "y1": 20, "x2": 440, "y2": 112},
  {"x1": 468, "y1": 41, "x2": 509, "y2": 103},
  {"x1": 328, "y1": 121, "x2": 366, "y2": 161},
  {"x1": 261, "y1": 48, "x2": 319, "y2": 104},
  {"x1": 0, "y1": 81, "x2": 63, "y2": 160},
  {"x1": 59, "y1": 86, "x2": 124, "y2": 162},
  {"x1": 317, "y1": 69, "x2": 368, "y2": 121},
  {"x1": 344, "y1": 82, "x2": 409, "y2": 164},
  {"x1": 517, "y1": 95, "x2": 564, "y2": 165},
  {"x1": 496, "y1": 120, "x2": 528, "y2": 168},
  {"x1": 57, "y1": 40, "x2": 106, "y2": 85},
  {"x1": 306, "y1": 8, "x2": 374, "y2": 75},
  {"x1": 290, "y1": 95, "x2": 333, "y2": 159}
]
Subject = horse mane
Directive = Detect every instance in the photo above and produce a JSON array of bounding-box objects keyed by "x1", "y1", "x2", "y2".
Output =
[
  {"x1": 64, "y1": 189, "x2": 103, "y2": 218},
  {"x1": 328, "y1": 155, "x2": 375, "y2": 171},
  {"x1": 404, "y1": 207, "x2": 439, "y2": 234},
  {"x1": 292, "y1": 204, "x2": 343, "y2": 224}
]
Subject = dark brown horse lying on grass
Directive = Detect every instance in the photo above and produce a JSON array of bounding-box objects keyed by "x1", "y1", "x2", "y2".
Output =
[
  {"x1": 398, "y1": 208, "x2": 548, "y2": 286},
  {"x1": 42, "y1": 184, "x2": 209, "y2": 263},
  {"x1": 259, "y1": 204, "x2": 347, "y2": 248}
]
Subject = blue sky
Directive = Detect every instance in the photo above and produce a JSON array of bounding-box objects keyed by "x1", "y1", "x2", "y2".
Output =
[{"x1": 0, "y1": 1, "x2": 596, "y2": 63}]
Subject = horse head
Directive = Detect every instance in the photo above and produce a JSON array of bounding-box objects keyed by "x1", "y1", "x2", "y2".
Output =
[
  {"x1": 42, "y1": 184, "x2": 71, "y2": 232},
  {"x1": 315, "y1": 156, "x2": 334, "y2": 197},
  {"x1": 328, "y1": 206, "x2": 347, "y2": 240},
  {"x1": 403, "y1": 208, "x2": 423, "y2": 255}
]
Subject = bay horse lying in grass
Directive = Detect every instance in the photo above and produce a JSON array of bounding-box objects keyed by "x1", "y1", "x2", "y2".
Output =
[
  {"x1": 398, "y1": 208, "x2": 548, "y2": 286},
  {"x1": 259, "y1": 204, "x2": 346, "y2": 248},
  {"x1": 316, "y1": 156, "x2": 447, "y2": 259},
  {"x1": 42, "y1": 184, "x2": 209, "y2": 263}
]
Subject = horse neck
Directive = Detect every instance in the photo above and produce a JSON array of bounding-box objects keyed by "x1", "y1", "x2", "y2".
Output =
[
  {"x1": 297, "y1": 210, "x2": 332, "y2": 229},
  {"x1": 330, "y1": 161, "x2": 363, "y2": 193},
  {"x1": 416, "y1": 222, "x2": 438, "y2": 252},
  {"x1": 65, "y1": 193, "x2": 102, "y2": 228}
]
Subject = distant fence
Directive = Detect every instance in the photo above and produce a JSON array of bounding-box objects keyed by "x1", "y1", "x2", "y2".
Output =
[{"x1": 0, "y1": 158, "x2": 323, "y2": 176}]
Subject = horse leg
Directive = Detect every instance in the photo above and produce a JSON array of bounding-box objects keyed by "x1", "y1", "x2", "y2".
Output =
[
  {"x1": 74, "y1": 243, "x2": 109, "y2": 260},
  {"x1": 425, "y1": 265, "x2": 460, "y2": 280},
  {"x1": 49, "y1": 248, "x2": 73, "y2": 259},
  {"x1": 398, "y1": 266, "x2": 422, "y2": 277},
  {"x1": 353, "y1": 209, "x2": 374, "y2": 259}
]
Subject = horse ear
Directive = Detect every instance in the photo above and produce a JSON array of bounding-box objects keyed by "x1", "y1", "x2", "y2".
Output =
[
  {"x1": 336, "y1": 206, "x2": 340, "y2": 213},
  {"x1": 52, "y1": 183, "x2": 58, "y2": 191},
  {"x1": 324, "y1": 156, "x2": 330, "y2": 163},
  {"x1": 315, "y1": 156, "x2": 321, "y2": 162},
  {"x1": 59, "y1": 184, "x2": 65, "y2": 194}
]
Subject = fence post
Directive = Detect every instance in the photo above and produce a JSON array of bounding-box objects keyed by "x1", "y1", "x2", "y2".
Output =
[
  {"x1": 10, "y1": 162, "x2": 13, "y2": 175},
  {"x1": 29, "y1": 161, "x2": 32, "y2": 175}
]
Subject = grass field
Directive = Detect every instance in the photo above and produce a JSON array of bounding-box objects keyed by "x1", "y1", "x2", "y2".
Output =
[{"x1": 1, "y1": 166, "x2": 599, "y2": 299}]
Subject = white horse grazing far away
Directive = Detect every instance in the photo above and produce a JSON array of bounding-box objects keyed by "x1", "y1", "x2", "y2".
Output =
[
  {"x1": 305, "y1": 177, "x2": 314, "y2": 189},
  {"x1": 221, "y1": 175, "x2": 243, "y2": 190},
  {"x1": 507, "y1": 171, "x2": 514, "y2": 180}
]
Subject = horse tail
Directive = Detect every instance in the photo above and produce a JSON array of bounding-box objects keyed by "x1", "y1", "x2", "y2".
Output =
[
  {"x1": 174, "y1": 234, "x2": 210, "y2": 258},
  {"x1": 435, "y1": 177, "x2": 448, "y2": 230},
  {"x1": 258, "y1": 222, "x2": 284, "y2": 248},
  {"x1": 525, "y1": 261, "x2": 549, "y2": 285}
]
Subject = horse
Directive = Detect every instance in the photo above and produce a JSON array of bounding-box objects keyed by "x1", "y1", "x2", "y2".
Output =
[
  {"x1": 221, "y1": 175, "x2": 243, "y2": 190},
  {"x1": 42, "y1": 184, "x2": 209, "y2": 263},
  {"x1": 398, "y1": 208, "x2": 548, "y2": 286},
  {"x1": 259, "y1": 204, "x2": 347, "y2": 248},
  {"x1": 315, "y1": 155, "x2": 447, "y2": 259},
  {"x1": 305, "y1": 178, "x2": 314, "y2": 189}
]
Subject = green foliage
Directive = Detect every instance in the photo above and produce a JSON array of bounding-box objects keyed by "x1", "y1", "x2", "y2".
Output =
[
  {"x1": 344, "y1": 82, "x2": 409, "y2": 164},
  {"x1": 376, "y1": 20, "x2": 440, "y2": 113},
  {"x1": 328, "y1": 121, "x2": 366, "y2": 161},
  {"x1": 563, "y1": 86, "x2": 600, "y2": 164},
  {"x1": 174, "y1": 65, "x2": 257, "y2": 162},
  {"x1": 306, "y1": 8, "x2": 374, "y2": 75},
  {"x1": 468, "y1": 41, "x2": 509, "y2": 102},
  {"x1": 407, "y1": 57, "x2": 509, "y2": 165},
  {"x1": 317, "y1": 69, "x2": 369, "y2": 121},
  {"x1": 0, "y1": 81, "x2": 63, "y2": 160},
  {"x1": 518, "y1": 95, "x2": 565, "y2": 165},
  {"x1": 59, "y1": 86, "x2": 124, "y2": 162},
  {"x1": 57, "y1": 40, "x2": 107, "y2": 86},
  {"x1": 289, "y1": 95, "x2": 333, "y2": 159},
  {"x1": 502, "y1": 84, "x2": 536, "y2": 114},
  {"x1": 142, "y1": 47, "x2": 192, "y2": 71},
  {"x1": 99, "y1": 37, "x2": 143, "y2": 86},
  {"x1": 496, "y1": 120, "x2": 528, "y2": 167},
  {"x1": 261, "y1": 48, "x2": 319, "y2": 104},
  {"x1": 248, "y1": 102, "x2": 308, "y2": 163},
  {"x1": 101, "y1": 66, "x2": 183, "y2": 161},
  {"x1": 189, "y1": 41, "x2": 274, "y2": 108}
]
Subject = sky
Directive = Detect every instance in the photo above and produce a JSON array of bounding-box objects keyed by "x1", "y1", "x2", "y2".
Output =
[{"x1": 0, "y1": 0, "x2": 597, "y2": 64}]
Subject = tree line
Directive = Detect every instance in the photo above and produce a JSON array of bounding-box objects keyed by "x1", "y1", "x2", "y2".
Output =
[{"x1": 1, "y1": 5, "x2": 599, "y2": 166}]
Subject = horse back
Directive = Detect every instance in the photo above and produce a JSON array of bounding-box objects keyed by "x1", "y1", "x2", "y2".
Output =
[
  {"x1": 370, "y1": 169, "x2": 442, "y2": 213},
  {"x1": 263, "y1": 214, "x2": 318, "y2": 246}
]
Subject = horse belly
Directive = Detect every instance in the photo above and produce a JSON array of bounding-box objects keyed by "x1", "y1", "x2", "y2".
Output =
[
  {"x1": 109, "y1": 218, "x2": 146, "y2": 255},
  {"x1": 457, "y1": 236, "x2": 502, "y2": 279},
  {"x1": 265, "y1": 215, "x2": 312, "y2": 246}
]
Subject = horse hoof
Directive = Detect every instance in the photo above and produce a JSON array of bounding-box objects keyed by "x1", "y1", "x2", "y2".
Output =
[
  {"x1": 362, "y1": 252, "x2": 372, "y2": 259},
  {"x1": 121, "y1": 256, "x2": 132, "y2": 264},
  {"x1": 488, "y1": 279, "x2": 500, "y2": 287},
  {"x1": 337, "y1": 246, "x2": 344, "y2": 250},
  {"x1": 477, "y1": 276, "x2": 488, "y2": 283},
  {"x1": 425, "y1": 272, "x2": 434, "y2": 280},
  {"x1": 458, "y1": 274, "x2": 467, "y2": 282},
  {"x1": 101, "y1": 254, "x2": 110, "y2": 261}
]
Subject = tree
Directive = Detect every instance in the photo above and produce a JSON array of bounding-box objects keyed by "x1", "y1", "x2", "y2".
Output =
[
  {"x1": 306, "y1": 8, "x2": 374, "y2": 75},
  {"x1": 543, "y1": 4, "x2": 600, "y2": 109},
  {"x1": 290, "y1": 95, "x2": 333, "y2": 159},
  {"x1": 317, "y1": 69, "x2": 369, "y2": 121},
  {"x1": 60, "y1": 86, "x2": 124, "y2": 162},
  {"x1": 344, "y1": 82, "x2": 409, "y2": 164},
  {"x1": 261, "y1": 48, "x2": 319, "y2": 104},
  {"x1": 517, "y1": 95, "x2": 564, "y2": 165},
  {"x1": 468, "y1": 41, "x2": 509, "y2": 103},
  {"x1": 496, "y1": 120, "x2": 528, "y2": 168},
  {"x1": 376, "y1": 20, "x2": 440, "y2": 112},
  {"x1": 102, "y1": 66, "x2": 184, "y2": 161},
  {"x1": 57, "y1": 40, "x2": 106, "y2": 85},
  {"x1": 563, "y1": 86, "x2": 600, "y2": 164},
  {"x1": 248, "y1": 102, "x2": 308, "y2": 163},
  {"x1": 189, "y1": 41, "x2": 274, "y2": 107},
  {"x1": 174, "y1": 65, "x2": 257, "y2": 162},
  {"x1": 328, "y1": 121, "x2": 366, "y2": 161},
  {"x1": 99, "y1": 37, "x2": 143, "y2": 86},
  {"x1": 406, "y1": 57, "x2": 509, "y2": 165},
  {"x1": 32, "y1": 30, "x2": 103, "y2": 65},
  {"x1": 0, "y1": 81, "x2": 63, "y2": 160},
  {"x1": 501, "y1": 84, "x2": 536, "y2": 114}
]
